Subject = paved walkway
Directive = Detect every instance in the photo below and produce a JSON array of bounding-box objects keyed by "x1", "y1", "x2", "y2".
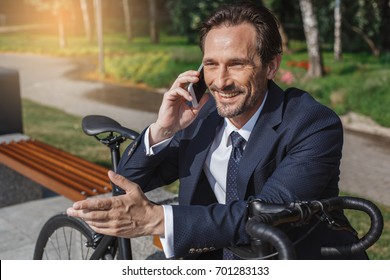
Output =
[
  {"x1": 0, "y1": 53, "x2": 389, "y2": 260},
  {"x1": 0, "y1": 53, "x2": 158, "y2": 132}
]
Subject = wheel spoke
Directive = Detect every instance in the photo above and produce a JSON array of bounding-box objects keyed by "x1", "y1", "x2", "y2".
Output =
[{"x1": 34, "y1": 215, "x2": 104, "y2": 260}]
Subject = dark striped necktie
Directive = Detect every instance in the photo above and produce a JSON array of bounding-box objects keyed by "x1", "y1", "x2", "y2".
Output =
[{"x1": 223, "y1": 131, "x2": 246, "y2": 260}]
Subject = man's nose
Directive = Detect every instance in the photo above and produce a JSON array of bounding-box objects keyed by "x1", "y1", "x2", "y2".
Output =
[{"x1": 214, "y1": 66, "x2": 233, "y2": 89}]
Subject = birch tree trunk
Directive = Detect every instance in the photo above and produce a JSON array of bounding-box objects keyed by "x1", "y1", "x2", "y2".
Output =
[
  {"x1": 57, "y1": 9, "x2": 67, "y2": 48},
  {"x1": 94, "y1": 0, "x2": 104, "y2": 74},
  {"x1": 148, "y1": 0, "x2": 159, "y2": 44},
  {"x1": 334, "y1": 0, "x2": 342, "y2": 61},
  {"x1": 299, "y1": 0, "x2": 324, "y2": 77},
  {"x1": 80, "y1": 0, "x2": 93, "y2": 43},
  {"x1": 279, "y1": 23, "x2": 290, "y2": 54},
  {"x1": 123, "y1": 0, "x2": 132, "y2": 42}
]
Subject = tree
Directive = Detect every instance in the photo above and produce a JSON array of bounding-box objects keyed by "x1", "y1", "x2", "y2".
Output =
[
  {"x1": 25, "y1": 0, "x2": 72, "y2": 48},
  {"x1": 148, "y1": 0, "x2": 159, "y2": 44},
  {"x1": 299, "y1": 0, "x2": 324, "y2": 77},
  {"x1": 80, "y1": 0, "x2": 93, "y2": 43},
  {"x1": 166, "y1": 0, "x2": 240, "y2": 43},
  {"x1": 93, "y1": 0, "x2": 104, "y2": 74},
  {"x1": 342, "y1": 0, "x2": 381, "y2": 56},
  {"x1": 123, "y1": 0, "x2": 132, "y2": 42},
  {"x1": 334, "y1": 0, "x2": 342, "y2": 61},
  {"x1": 267, "y1": 0, "x2": 300, "y2": 54},
  {"x1": 379, "y1": 0, "x2": 390, "y2": 53}
]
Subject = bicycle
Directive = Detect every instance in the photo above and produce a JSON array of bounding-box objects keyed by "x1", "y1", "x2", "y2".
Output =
[
  {"x1": 33, "y1": 115, "x2": 140, "y2": 260},
  {"x1": 33, "y1": 115, "x2": 384, "y2": 260}
]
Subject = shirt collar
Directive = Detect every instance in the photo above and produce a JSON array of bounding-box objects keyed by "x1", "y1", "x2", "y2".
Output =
[{"x1": 223, "y1": 91, "x2": 268, "y2": 147}]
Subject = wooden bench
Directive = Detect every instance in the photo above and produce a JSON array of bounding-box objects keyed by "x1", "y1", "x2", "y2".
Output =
[
  {"x1": 0, "y1": 134, "x2": 165, "y2": 250},
  {"x1": 0, "y1": 137, "x2": 111, "y2": 201}
]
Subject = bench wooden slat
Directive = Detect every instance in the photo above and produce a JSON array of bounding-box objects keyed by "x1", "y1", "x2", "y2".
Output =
[
  {"x1": 31, "y1": 140, "x2": 109, "y2": 175},
  {"x1": 0, "y1": 145, "x2": 98, "y2": 196},
  {"x1": 9, "y1": 142, "x2": 110, "y2": 193},
  {"x1": 0, "y1": 139, "x2": 112, "y2": 201},
  {"x1": 0, "y1": 150, "x2": 87, "y2": 201}
]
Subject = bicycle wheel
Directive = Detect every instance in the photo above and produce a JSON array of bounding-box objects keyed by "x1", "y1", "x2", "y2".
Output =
[{"x1": 33, "y1": 213, "x2": 116, "y2": 260}]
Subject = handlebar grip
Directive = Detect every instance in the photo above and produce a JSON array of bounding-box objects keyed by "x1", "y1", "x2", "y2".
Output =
[
  {"x1": 246, "y1": 217, "x2": 296, "y2": 260},
  {"x1": 320, "y1": 197, "x2": 384, "y2": 256}
]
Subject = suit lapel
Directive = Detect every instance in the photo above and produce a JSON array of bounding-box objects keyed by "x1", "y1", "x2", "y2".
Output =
[{"x1": 237, "y1": 81, "x2": 285, "y2": 199}]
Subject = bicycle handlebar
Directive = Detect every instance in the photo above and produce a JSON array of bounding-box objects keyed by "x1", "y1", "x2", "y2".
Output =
[
  {"x1": 319, "y1": 197, "x2": 383, "y2": 256},
  {"x1": 241, "y1": 196, "x2": 383, "y2": 260}
]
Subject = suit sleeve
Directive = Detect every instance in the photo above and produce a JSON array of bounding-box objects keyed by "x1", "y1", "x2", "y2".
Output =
[{"x1": 117, "y1": 129, "x2": 181, "y2": 193}]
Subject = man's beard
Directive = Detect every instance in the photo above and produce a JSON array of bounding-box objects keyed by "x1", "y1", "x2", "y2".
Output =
[{"x1": 210, "y1": 85, "x2": 262, "y2": 118}]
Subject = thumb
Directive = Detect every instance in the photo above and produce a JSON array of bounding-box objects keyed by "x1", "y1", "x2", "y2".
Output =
[{"x1": 108, "y1": 170, "x2": 135, "y2": 194}]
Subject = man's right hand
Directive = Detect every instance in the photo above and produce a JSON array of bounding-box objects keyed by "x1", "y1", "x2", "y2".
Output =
[{"x1": 149, "y1": 70, "x2": 209, "y2": 145}]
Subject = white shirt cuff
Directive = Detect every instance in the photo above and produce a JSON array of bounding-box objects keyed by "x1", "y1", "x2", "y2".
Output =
[
  {"x1": 159, "y1": 205, "x2": 175, "y2": 258},
  {"x1": 144, "y1": 126, "x2": 173, "y2": 156}
]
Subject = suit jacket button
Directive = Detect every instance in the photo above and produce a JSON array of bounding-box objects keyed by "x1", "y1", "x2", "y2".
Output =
[{"x1": 189, "y1": 248, "x2": 196, "y2": 254}]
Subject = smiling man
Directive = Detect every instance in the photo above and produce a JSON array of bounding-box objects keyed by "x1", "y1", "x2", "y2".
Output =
[{"x1": 67, "y1": 2, "x2": 367, "y2": 260}]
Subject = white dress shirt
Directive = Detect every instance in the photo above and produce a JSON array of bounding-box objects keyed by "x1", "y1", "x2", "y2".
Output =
[{"x1": 144, "y1": 93, "x2": 268, "y2": 258}]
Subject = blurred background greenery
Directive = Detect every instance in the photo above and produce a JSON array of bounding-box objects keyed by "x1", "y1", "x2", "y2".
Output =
[{"x1": 1, "y1": 0, "x2": 389, "y2": 259}]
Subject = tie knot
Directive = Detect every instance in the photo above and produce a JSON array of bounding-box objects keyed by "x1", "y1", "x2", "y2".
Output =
[{"x1": 230, "y1": 131, "x2": 246, "y2": 149}]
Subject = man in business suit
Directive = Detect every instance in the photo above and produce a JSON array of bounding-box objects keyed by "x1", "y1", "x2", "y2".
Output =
[{"x1": 67, "y1": 3, "x2": 367, "y2": 259}]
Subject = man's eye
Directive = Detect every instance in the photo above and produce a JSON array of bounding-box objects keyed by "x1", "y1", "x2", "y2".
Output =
[
  {"x1": 204, "y1": 63, "x2": 217, "y2": 69},
  {"x1": 230, "y1": 63, "x2": 245, "y2": 69}
]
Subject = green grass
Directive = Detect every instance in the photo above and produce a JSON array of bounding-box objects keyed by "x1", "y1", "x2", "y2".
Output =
[
  {"x1": 344, "y1": 200, "x2": 390, "y2": 259},
  {"x1": 278, "y1": 51, "x2": 390, "y2": 127},
  {"x1": 22, "y1": 99, "x2": 112, "y2": 167}
]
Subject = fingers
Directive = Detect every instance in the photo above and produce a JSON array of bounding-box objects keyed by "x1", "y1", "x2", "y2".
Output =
[
  {"x1": 171, "y1": 70, "x2": 200, "y2": 89},
  {"x1": 71, "y1": 197, "x2": 112, "y2": 211},
  {"x1": 66, "y1": 207, "x2": 109, "y2": 221},
  {"x1": 67, "y1": 171, "x2": 140, "y2": 215},
  {"x1": 164, "y1": 86, "x2": 193, "y2": 103}
]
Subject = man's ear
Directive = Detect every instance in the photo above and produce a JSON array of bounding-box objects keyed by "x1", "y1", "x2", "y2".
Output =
[{"x1": 266, "y1": 54, "x2": 281, "y2": 80}]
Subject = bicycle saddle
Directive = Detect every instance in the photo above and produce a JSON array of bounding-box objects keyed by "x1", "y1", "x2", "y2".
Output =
[{"x1": 82, "y1": 115, "x2": 139, "y2": 140}]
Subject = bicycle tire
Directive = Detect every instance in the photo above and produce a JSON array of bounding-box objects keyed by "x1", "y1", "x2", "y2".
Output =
[{"x1": 33, "y1": 213, "x2": 117, "y2": 260}]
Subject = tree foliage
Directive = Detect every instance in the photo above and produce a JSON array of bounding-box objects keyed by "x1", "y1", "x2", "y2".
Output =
[
  {"x1": 19, "y1": 0, "x2": 389, "y2": 56},
  {"x1": 166, "y1": 0, "x2": 263, "y2": 43}
]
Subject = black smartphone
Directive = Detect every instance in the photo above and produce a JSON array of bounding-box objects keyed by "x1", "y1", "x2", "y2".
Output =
[{"x1": 188, "y1": 64, "x2": 207, "y2": 108}]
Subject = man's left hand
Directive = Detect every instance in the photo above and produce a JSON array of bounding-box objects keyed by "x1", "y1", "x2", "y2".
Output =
[{"x1": 66, "y1": 171, "x2": 165, "y2": 238}]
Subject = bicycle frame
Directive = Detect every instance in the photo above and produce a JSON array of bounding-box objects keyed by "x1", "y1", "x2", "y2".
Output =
[
  {"x1": 80, "y1": 115, "x2": 140, "y2": 260},
  {"x1": 109, "y1": 135, "x2": 132, "y2": 260}
]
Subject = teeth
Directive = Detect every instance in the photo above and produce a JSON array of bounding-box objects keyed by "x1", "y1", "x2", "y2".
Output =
[{"x1": 219, "y1": 92, "x2": 240, "y2": 98}]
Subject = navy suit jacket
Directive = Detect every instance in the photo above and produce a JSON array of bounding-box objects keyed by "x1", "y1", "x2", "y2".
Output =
[{"x1": 118, "y1": 81, "x2": 363, "y2": 259}]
